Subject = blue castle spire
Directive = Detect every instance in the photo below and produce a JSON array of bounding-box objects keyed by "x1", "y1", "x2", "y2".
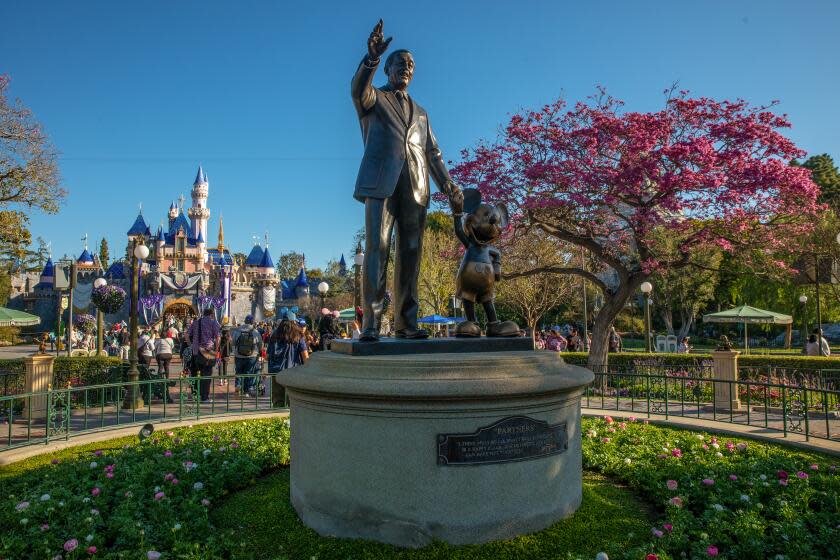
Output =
[
  {"x1": 40, "y1": 256, "x2": 54, "y2": 278},
  {"x1": 259, "y1": 246, "x2": 274, "y2": 269},
  {"x1": 127, "y1": 212, "x2": 149, "y2": 236},
  {"x1": 245, "y1": 243, "x2": 264, "y2": 266},
  {"x1": 295, "y1": 266, "x2": 308, "y2": 288},
  {"x1": 194, "y1": 164, "x2": 207, "y2": 185}
]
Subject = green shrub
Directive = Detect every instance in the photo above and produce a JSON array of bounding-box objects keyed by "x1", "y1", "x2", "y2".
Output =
[{"x1": 562, "y1": 351, "x2": 840, "y2": 372}]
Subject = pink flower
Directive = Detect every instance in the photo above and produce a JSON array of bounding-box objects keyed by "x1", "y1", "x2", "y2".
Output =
[
  {"x1": 646, "y1": 555, "x2": 659, "y2": 560},
  {"x1": 154, "y1": 491, "x2": 165, "y2": 500},
  {"x1": 147, "y1": 552, "x2": 162, "y2": 560},
  {"x1": 796, "y1": 471, "x2": 808, "y2": 480},
  {"x1": 777, "y1": 470, "x2": 788, "y2": 479},
  {"x1": 651, "y1": 528, "x2": 664, "y2": 538},
  {"x1": 671, "y1": 448, "x2": 683, "y2": 458},
  {"x1": 666, "y1": 479, "x2": 678, "y2": 490},
  {"x1": 213, "y1": 435, "x2": 220, "y2": 442},
  {"x1": 40, "y1": 523, "x2": 49, "y2": 531},
  {"x1": 618, "y1": 422, "x2": 627, "y2": 429},
  {"x1": 710, "y1": 437, "x2": 717, "y2": 444},
  {"x1": 164, "y1": 473, "x2": 174, "y2": 481},
  {"x1": 173, "y1": 437, "x2": 182, "y2": 444},
  {"x1": 166, "y1": 431, "x2": 174, "y2": 436},
  {"x1": 702, "y1": 478, "x2": 715, "y2": 486},
  {"x1": 64, "y1": 539, "x2": 79, "y2": 552},
  {"x1": 88, "y1": 546, "x2": 97, "y2": 554},
  {"x1": 201, "y1": 498, "x2": 210, "y2": 506},
  {"x1": 702, "y1": 444, "x2": 709, "y2": 450},
  {"x1": 736, "y1": 442, "x2": 747, "y2": 451},
  {"x1": 779, "y1": 479, "x2": 788, "y2": 486},
  {"x1": 601, "y1": 437, "x2": 611, "y2": 443},
  {"x1": 669, "y1": 496, "x2": 683, "y2": 507},
  {"x1": 15, "y1": 501, "x2": 29, "y2": 511},
  {"x1": 51, "y1": 458, "x2": 60, "y2": 465},
  {"x1": 663, "y1": 523, "x2": 673, "y2": 532},
  {"x1": 91, "y1": 487, "x2": 101, "y2": 497},
  {"x1": 607, "y1": 427, "x2": 616, "y2": 433},
  {"x1": 643, "y1": 419, "x2": 649, "y2": 425},
  {"x1": 707, "y1": 545, "x2": 719, "y2": 556},
  {"x1": 729, "y1": 474, "x2": 738, "y2": 481},
  {"x1": 604, "y1": 415, "x2": 614, "y2": 424},
  {"x1": 230, "y1": 442, "x2": 239, "y2": 449},
  {"x1": 93, "y1": 450, "x2": 103, "y2": 457},
  {"x1": 809, "y1": 464, "x2": 819, "y2": 471},
  {"x1": 628, "y1": 416, "x2": 637, "y2": 422},
  {"x1": 657, "y1": 454, "x2": 668, "y2": 459},
  {"x1": 106, "y1": 472, "x2": 114, "y2": 479},
  {"x1": 164, "y1": 450, "x2": 173, "y2": 458},
  {"x1": 725, "y1": 442, "x2": 734, "y2": 451},
  {"x1": 171, "y1": 478, "x2": 179, "y2": 485}
]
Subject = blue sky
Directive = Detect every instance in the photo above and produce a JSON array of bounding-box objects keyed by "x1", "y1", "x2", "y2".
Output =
[{"x1": 2, "y1": 0, "x2": 838, "y2": 270}]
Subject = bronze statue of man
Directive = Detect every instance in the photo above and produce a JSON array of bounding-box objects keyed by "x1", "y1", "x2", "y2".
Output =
[{"x1": 351, "y1": 19, "x2": 462, "y2": 341}]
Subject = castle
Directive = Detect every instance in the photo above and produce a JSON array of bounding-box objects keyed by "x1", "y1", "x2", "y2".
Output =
[{"x1": 8, "y1": 166, "x2": 290, "y2": 329}]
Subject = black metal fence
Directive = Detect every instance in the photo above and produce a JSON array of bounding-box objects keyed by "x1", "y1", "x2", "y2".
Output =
[{"x1": 584, "y1": 364, "x2": 840, "y2": 442}]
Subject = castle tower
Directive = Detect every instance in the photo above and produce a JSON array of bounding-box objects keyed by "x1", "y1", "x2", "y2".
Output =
[
  {"x1": 217, "y1": 214, "x2": 225, "y2": 252},
  {"x1": 188, "y1": 165, "x2": 210, "y2": 255},
  {"x1": 168, "y1": 201, "x2": 178, "y2": 226}
]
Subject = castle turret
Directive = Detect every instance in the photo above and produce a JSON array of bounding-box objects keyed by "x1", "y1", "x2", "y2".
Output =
[
  {"x1": 188, "y1": 165, "x2": 210, "y2": 247},
  {"x1": 39, "y1": 256, "x2": 55, "y2": 288},
  {"x1": 168, "y1": 201, "x2": 178, "y2": 223},
  {"x1": 294, "y1": 266, "x2": 309, "y2": 299}
]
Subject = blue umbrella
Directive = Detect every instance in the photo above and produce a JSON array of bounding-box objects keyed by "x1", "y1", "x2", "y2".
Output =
[{"x1": 418, "y1": 314, "x2": 454, "y2": 325}]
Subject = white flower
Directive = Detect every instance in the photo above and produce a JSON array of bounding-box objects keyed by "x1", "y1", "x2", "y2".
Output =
[
  {"x1": 154, "y1": 486, "x2": 161, "y2": 492},
  {"x1": 623, "y1": 458, "x2": 632, "y2": 465},
  {"x1": 779, "y1": 500, "x2": 788, "y2": 507},
  {"x1": 193, "y1": 482, "x2": 204, "y2": 491},
  {"x1": 222, "y1": 460, "x2": 229, "y2": 466},
  {"x1": 89, "y1": 462, "x2": 98, "y2": 469},
  {"x1": 763, "y1": 482, "x2": 769, "y2": 487},
  {"x1": 759, "y1": 474, "x2": 767, "y2": 481},
  {"x1": 202, "y1": 449, "x2": 211, "y2": 456},
  {"x1": 173, "y1": 523, "x2": 182, "y2": 530},
  {"x1": 147, "y1": 552, "x2": 162, "y2": 560},
  {"x1": 711, "y1": 442, "x2": 720, "y2": 449},
  {"x1": 696, "y1": 434, "x2": 705, "y2": 440},
  {"x1": 83, "y1": 497, "x2": 91, "y2": 503},
  {"x1": 596, "y1": 553, "x2": 610, "y2": 560},
  {"x1": 712, "y1": 503, "x2": 724, "y2": 511},
  {"x1": 85, "y1": 516, "x2": 93, "y2": 523},
  {"x1": 757, "y1": 503, "x2": 764, "y2": 510},
  {"x1": 20, "y1": 518, "x2": 28, "y2": 525},
  {"x1": 715, "y1": 452, "x2": 724, "y2": 457},
  {"x1": 58, "y1": 501, "x2": 65, "y2": 507},
  {"x1": 40, "y1": 494, "x2": 50, "y2": 501},
  {"x1": 740, "y1": 494, "x2": 750, "y2": 501},
  {"x1": 86, "y1": 534, "x2": 94, "y2": 542}
]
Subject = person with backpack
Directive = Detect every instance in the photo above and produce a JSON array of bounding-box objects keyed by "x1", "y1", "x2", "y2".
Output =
[
  {"x1": 217, "y1": 328, "x2": 232, "y2": 386},
  {"x1": 188, "y1": 308, "x2": 221, "y2": 403},
  {"x1": 232, "y1": 315, "x2": 263, "y2": 397},
  {"x1": 138, "y1": 329, "x2": 155, "y2": 367},
  {"x1": 154, "y1": 329, "x2": 175, "y2": 403},
  {"x1": 267, "y1": 318, "x2": 309, "y2": 407}
]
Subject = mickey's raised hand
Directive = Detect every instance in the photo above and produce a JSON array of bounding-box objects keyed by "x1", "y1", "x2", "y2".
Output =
[{"x1": 367, "y1": 19, "x2": 393, "y2": 61}]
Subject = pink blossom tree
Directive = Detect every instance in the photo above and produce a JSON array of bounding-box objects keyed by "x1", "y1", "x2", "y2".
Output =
[{"x1": 451, "y1": 88, "x2": 820, "y2": 367}]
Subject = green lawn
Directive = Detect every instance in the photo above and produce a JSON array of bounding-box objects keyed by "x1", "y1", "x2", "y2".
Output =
[{"x1": 210, "y1": 469, "x2": 653, "y2": 560}]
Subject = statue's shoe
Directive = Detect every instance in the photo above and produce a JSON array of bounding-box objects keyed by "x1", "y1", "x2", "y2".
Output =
[
  {"x1": 486, "y1": 320, "x2": 521, "y2": 337},
  {"x1": 455, "y1": 321, "x2": 481, "y2": 338},
  {"x1": 395, "y1": 328, "x2": 429, "y2": 339},
  {"x1": 359, "y1": 329, "x2": 380, "y2": 342}
]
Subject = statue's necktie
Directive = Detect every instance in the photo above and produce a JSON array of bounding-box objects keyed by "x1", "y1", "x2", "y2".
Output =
[{"x1": 395, "y1": 91, "x2": 410, "y2": 121}]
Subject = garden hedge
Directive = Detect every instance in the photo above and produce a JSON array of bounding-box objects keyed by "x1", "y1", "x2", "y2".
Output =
[{"x1": 562, "y1": 351, "x2": 840, "y2": 371}]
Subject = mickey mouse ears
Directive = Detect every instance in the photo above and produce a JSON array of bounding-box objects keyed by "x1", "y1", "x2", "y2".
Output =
[{"x1": 462, "y1": 188, "x2": 482, "y2": 214}]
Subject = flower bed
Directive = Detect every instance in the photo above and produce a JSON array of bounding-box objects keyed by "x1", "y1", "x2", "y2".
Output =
[
  {"x1": 584, "y1": 416, "x2": 840, "y2": 560},
  {"x1": 1, "y1": 417, "x2": 837, "y2": 559},
  {"x1": 1, "y1": 419, "x2": 289, "y2": 559}
]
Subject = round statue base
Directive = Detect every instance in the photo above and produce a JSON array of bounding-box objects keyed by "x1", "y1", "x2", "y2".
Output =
[{"x1": 280, "y1": 350, "x2": 594, "y2": 548}]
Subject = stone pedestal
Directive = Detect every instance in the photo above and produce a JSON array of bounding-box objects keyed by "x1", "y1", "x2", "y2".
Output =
[
  {"x1": 280, "y1": 350, "x2": 593, "y2": 548},
  {"x1": 23, "y1": 353, "x2": 55, "y2": 421},
  {"x1": 711, "y1": 350, "x2": 741, "y2": 411}
]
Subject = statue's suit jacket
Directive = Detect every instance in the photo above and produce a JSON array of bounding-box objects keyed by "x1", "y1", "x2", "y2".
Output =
[{"x1": 351, "y1": 56, "x2": 453, "y2": 205}]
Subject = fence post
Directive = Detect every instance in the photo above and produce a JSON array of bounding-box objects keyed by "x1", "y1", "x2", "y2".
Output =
[
  {"x1": 710, "y1": 350, "x2": 741, "y2": 411},
  {"x1": 23, "y1": 353, "x2": 55, "y2": 422}
]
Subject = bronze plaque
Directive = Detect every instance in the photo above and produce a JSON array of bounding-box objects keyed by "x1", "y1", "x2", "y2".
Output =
[{"x1": 437, "y1": 416, "x2": 568, "y2": 466}]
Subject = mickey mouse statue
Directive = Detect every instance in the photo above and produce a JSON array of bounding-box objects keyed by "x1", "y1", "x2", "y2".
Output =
[{"x1": 451, "y1": 188, "x2": 521, "y2": 337}]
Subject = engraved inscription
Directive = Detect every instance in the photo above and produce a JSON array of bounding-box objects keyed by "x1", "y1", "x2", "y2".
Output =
[{"x1": 437, "y1": 416, "x2": 568, "y2": 466}]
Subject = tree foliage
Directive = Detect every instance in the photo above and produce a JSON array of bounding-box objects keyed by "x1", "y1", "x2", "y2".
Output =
[
  {"x1": 99, "y1": 238, "x2": 110, "y2": 268},
  {"x1": 0, "y1": 75, "x2": 65, "y2": 213},
  {"x1": 452, "y1": 88, "x2": 820, "y2": 366},
  {"x1": 276, "y1": 251, "x2": 305, "y2": 280},
  {"x1": 793, "y1": 154, "x2": 840, "y2": 211},
  {"x1": 418, "y1": 212, "x2": 460, "y2": 316}
]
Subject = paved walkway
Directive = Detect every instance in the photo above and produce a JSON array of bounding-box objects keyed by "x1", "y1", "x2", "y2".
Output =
[
  {"x1": 0, "y1": 410, "x2": 289, "y2": 466},
  {"x1": 0, "y1": 344, "x2": 42, "y2": 360}
]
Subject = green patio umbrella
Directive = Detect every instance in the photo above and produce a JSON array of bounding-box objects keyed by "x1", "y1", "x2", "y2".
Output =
[
  {"x1": 0, "y1": 306, "x2": 41, "y2": 327},
  {"x1": 702, "y1": 305, "x2": 792, "y2": 354},
  {"x1": 337, "y1": 307, "x2": 357, "y2": 323}
]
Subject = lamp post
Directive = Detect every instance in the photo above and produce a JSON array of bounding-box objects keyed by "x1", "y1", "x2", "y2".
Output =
[
  {"x1": 353, "y1": 243, "x2": 364, "y2": 315},
  {"x1": 799, "y1": 294, "x2": 808, "y2": 351},
  {"x1": 640, "y1": 281, "x2": 653, "y2": 353},
  {"x1": 123, "y1": 237, "x2": 148, "y2": 410},
  {"x1": 93, "y1": 277, "x2": 107, "y2": 355},
  {"x1": 318, "y1": 281, "x2": 329, "y2": 312}
]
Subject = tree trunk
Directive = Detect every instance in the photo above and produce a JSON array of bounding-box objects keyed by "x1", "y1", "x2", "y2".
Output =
[
  {"x1": 587, "y1": 282, "x2": 635, "y2": 370},
  {"x1": 677, "y1": 314, "x2": 694, "y2": 340},
  {"x1": 659, "y1": 306, "x2": 675, "y2": 336}
]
